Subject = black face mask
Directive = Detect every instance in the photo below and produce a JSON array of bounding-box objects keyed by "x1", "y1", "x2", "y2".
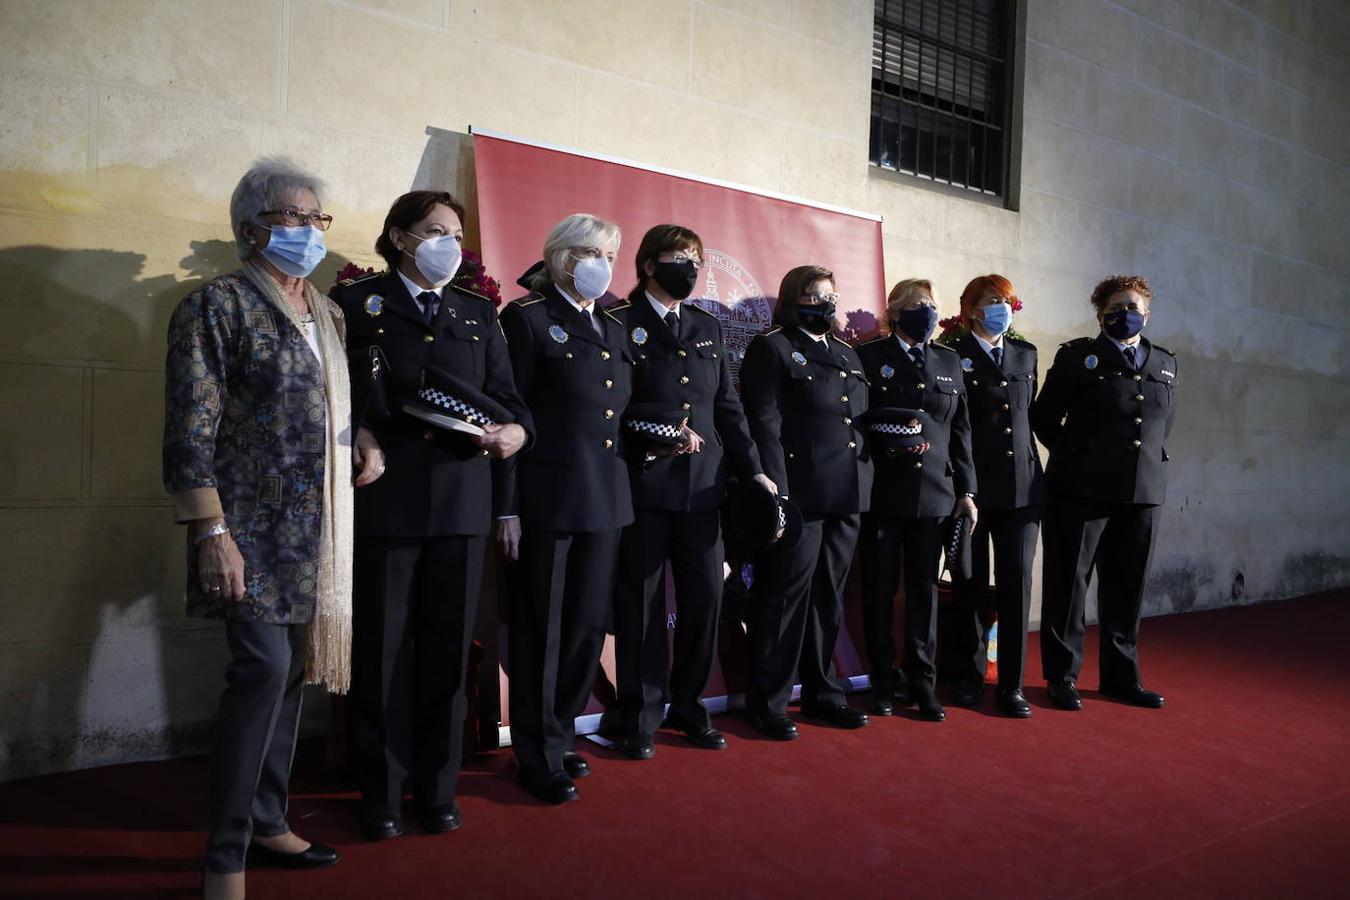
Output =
[
  {"x1": 1103, "y1": 309, "x2": 1145, "y2": 340},
  {"x1": 651, "y1": 259, "x2": 698, "y2": 300},
  {"x1": 894, "y1": 305, "x2": 938, "y2": 344},
  {"x1": 798, "y1": 300, "x2": 836, "y2": 336}
]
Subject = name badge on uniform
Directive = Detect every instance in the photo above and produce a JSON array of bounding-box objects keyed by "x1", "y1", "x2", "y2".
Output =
[
  {"x1": 631, "y1": 326, "x2": 648, "y2": 345},
  {"x1": 791, "y1": 351, "x2": 807, "y2": 366},
  {"x1": 1084, "y1": 354, "x2": 1099, "y2": 370},
  {"x1": 880, "y1": 364, "x2": 894, "y2": 379},
  {"x1": 961, "y1": 357, "x2": 974, "y2": 371},
  {"x1": 364, "y1": 294, "x2": 384, "y2": 316},
  {"x1": 548, "y1": 324, "x2": 569, "y2": 344}
]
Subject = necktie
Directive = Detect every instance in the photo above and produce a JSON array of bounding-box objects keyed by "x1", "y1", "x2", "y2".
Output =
[
  {"x1": 1123, "y1": 345, "x2": 1138, "y2": 370},
  {"x1": 664, "y1": 309, "x2": 679, "y2": 334},
  {"x1": 418, "y1": 291, "x2": 438, "y2": 326},
  {"x1": 909, "y1": 346, "x2": 925, "y2": 370},
  {"x1": 581, "y1": 304, "x2": 600, "y2": 334},
  {"x1": 991, "y1": 346, "x2": 1003, "y2": 368}
]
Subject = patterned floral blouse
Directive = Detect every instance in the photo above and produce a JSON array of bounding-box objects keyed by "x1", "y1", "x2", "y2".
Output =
[{"x1": 163, "y1": 270, "x2": 346, "y2": 624}]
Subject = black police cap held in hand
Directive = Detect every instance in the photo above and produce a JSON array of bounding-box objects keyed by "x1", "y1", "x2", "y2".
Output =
[
  {"x1": 402, "y1": 364, "x2": 515, "y2": 437},
  {"x1": 864, "y1": 407, "x2": 933, "y2": 453},
  {"x1": 622, "y1": 402, "x2": 689, "y2": 447},
  {"x1": 721, "y1": 480, "x2": 803, "y2": 556}
]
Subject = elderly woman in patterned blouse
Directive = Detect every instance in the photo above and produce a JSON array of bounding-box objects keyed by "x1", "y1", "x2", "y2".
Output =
[{"x1": 163, "y1": 157, "x2": 379, "y2": 900}]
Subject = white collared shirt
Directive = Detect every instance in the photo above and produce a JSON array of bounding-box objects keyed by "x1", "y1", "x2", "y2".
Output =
[
  {"x1": 396, "y1": 270, "x2": 442, "y2": 314},
  {"x1": 556, "y1": 282, "x2": 600, "y2": 332},
  {"x1": 1105, "y1": 333, "x2": 1148, "y2": 365},
  {"x1": 798, "y1": 327, "x2": 828, "y2": 343},
  {"x1": 973, "y1": 330, "x2": 1004, "y2": 362},
  {"x1": 893, "y1": 332, "x2": 924, "y2": 355},
  {"x1": 646, "y1": 290, "x2": 679, "y2": 322}
]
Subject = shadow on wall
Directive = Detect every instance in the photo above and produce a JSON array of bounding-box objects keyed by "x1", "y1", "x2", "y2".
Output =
[{"x1": 0, "y1": 239, "x2": 354, "y2": 782}]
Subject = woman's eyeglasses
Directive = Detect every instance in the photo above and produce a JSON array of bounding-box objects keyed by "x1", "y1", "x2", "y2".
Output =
[{"x1": 260, "y1": 208, "x2": 334, "y2": 231}]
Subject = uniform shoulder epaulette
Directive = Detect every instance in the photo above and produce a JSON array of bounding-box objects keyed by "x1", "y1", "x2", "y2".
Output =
[
  {"x1": 607, "y1": 300, "x2": 632, "y2": 311},
  {"x1": 336, "y1": 270, "x2": 381, "y2": 288},
  {"x1": 686, "y1": 303, "x2": 717, "y2": 317},
  {"x1": 760, "y1": 326, "x2": 782, "y2": 336},
  {"x1": 827, "y1": 333, "x2": 853, "y2": 347},
  {"x1": 449, "y1": 284, "x2": 493, "y2": 306},
  {"x1": 929, "y1": 341, "x2": 957, "y2": 353},
  {"x1": 1006, "y1": 335, "x2": 1035, "y2": 349},
  {"x1": 601, "y1": 306, "x2": 624, "y2": 322},
  {"x1": 858, "y1": 334, "x2": 889, "y2": 347},
  {"x1": 1061, "y1": 336, "x2": 1093, "y2": 348},
  {"x1": 1151, "y1": 343, "x2": 1175, "y2": 357},
  {"x1": 513, "y1": 293, "x2": 546, "y2": 307}
]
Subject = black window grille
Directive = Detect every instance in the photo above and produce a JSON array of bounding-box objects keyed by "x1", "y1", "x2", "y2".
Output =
[{"x1": 869, "y1": 0, "x2": 1015, "y2": 201}]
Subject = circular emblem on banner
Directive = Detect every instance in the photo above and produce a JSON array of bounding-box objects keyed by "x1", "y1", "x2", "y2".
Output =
[
  {"x1": 687, "y1": 249, "x2": 771, "y2": 384},
  {"x1": 961, "y1": 357, "x2": 974, "y2": 371},
  {"x1": 364, "y1": 294, "x2": 384, "y2": 316},
  {"x1": 631, "y1": 326, "x2": 648, "y2": 345},
  {"x1": 548, "y1": 324, "x2": 569, "y2": 344},
  {"x1": 880, "y1": 364, "x2": 895, "y2": 379},
  {"x1": 1084, "y1": 354, "x2": 1098, "y2": 370}
]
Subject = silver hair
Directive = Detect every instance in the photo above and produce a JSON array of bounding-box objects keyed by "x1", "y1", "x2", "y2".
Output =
[
  {"x1": 229, "y1": 156, "x2": 327, "y2": 261},
  {"x1": 535, "y1": 213, "x2": 622, "y2": 291}
]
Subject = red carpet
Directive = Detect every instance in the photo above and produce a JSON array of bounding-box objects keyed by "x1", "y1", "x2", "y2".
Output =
[{"x1": 3, "y1": 590, "x2": 1350, "y2": 899}]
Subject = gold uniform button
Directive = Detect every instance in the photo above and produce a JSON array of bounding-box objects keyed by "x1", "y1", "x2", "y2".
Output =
[
  {"x1": 423, "y1": 429, "x2": 434, "y2": 441},
  {"x1": 1135, "y1": 394, "x2": 1144, "y2": 401},
  {"x1": 481, "y1": 449, "x2": 490, "y2": 457},
  {"x1": 1004, "y1": 427, "x2": 1012, "y2": 434},
  {"x1": 847, "y1": 441, "x2": 857, "y2": 449},
  {"x1": 681, "y1": 402, "x2": 691, "y2": 410},
  {"x1": 1134, "y1": 374, "x2": 1143, "y2": 382},
  {"x1": 914, "y1": 461, "x2": 923, "y2": 469},
  {"x1": 1132, "y1": 439, "x2": 1142, "y2": 448},
  {"x1": 879, "y1": 385, "x2": 887, "y2": 391},
  {"x1": 604, "y1": 379, "x2": 613, "y2": 389},
  {"x1": 565, "y1": 351, "x2": 574, "y2": 359},
  {"x1": 376, "y1": 327, "x2": 385, "y2": 334},
  {"x1": 1000, "y1": 380, "x2": 1008, "y2": 387},
  {"x1": 677, "y1": 349, "x2": 688, "y2": 357},
  {"x1": 601, "y1": 351, "x2": 611, "y2": 360},
  {"x1": 843, "y1": 417, "x2": 853, "y2": 425},
  {"x1": 603, "y1": 438, "x2": 613, "y2": 449},
  {"x1": 472, "y1": 335, "x2": 480, "y2": 342},
  {"x1": 838, "y1": 370, "x2": 847, "y2": 378},
  {"x1": 423, "y1": 334, "x2": 435, "y2": 343},
  {"x1": 916, "y1": 382, "x2": 926, "y2": 389},
  {"x1": 1002, "y1": 403, "x2": 1010, "y2": 410},
  {"x1": 840, "y1": 395, "x2": 849, "y2": 402},
  {"x1": 680, "y1": 375, "x2": 690, "y2": 384},
  {"x1": 604, "y1": 409, "x2": 614, "y2": 419},
  {"x1": 787, "y1": 452, "x2": 795, "y2": 460},
  {"x1": 1005, "y1": 450, "x2": 1014, "y2": 457},
  {"x1": 806, "y1": 375, "x2": 814, "y2": 381},
  {"x1": 1134, "y1": 417, "x2": 1143, "y2": 424}
]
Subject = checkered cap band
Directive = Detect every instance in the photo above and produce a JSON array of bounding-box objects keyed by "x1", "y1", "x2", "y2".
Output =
[
  {"x1": 626, "y1": 419, "x2": 683, "y2": 440},
  {"x1": 776, "y1": 502, "x2": 786, "y2": 533},
  {"x1": 417, "y1": 387, "x2": 497, "y2": 427},
  {"x1": 871, "y1": 420, "x2": 922, "y2": 436}
]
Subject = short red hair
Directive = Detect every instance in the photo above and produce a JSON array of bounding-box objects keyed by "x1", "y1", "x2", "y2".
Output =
[{"x1": 959, "y1": 274, "x2": 1017, "y2": 319}]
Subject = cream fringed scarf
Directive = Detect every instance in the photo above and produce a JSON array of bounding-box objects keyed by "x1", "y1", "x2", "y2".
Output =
[{"x1": 243, "y1": 260, "x2": 355, "y2": 694}]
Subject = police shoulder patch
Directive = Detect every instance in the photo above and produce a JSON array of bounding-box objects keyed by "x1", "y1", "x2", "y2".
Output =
[
  {"x1": 1062, "y1": 336, "x2": 1093, "y2": 348},
  {"x1": 338, "y1": 270, "x2": 381, "y2": 287}
]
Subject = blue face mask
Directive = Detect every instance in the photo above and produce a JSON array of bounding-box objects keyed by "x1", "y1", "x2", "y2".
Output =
[
  {"x1": 980, "y1": 303, "x2": 1012, "y2": 337},
  {"x1": 894, "y1": 304, "x2": 938, "y2": 344},
  {"x1": 1103, "y1": 309, "x2": 1145, "y2": 341},
  {"x1": 258, "y1": 224, "x2": 327, "y2": 278}
]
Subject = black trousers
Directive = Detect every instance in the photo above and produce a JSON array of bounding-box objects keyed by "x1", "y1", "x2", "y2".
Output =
[
  {"x1": 746, "y1": 512, "x2": 860, "y2": 718},
  {"x1": 952, "y1": 505, "x2": 1041, "y2": 691},
  {"x1": 614, "y1": 508, "x2": 723, "y2": 738},
  {"x1": 350, "y1": 534, "x2": 485, "y2": 814},
  {"x1": 509, "y1": 527, "x2": 621, "y2": 779},
  {"x1": 1040, "y1": 496, "x2": 1160, "y2": 688},
  {"x1": 205, "y1": 620, "x2": 306, "y2": 874},
  {"x1": 859, "y1": 513, "x2": 944, "y2": 693}
]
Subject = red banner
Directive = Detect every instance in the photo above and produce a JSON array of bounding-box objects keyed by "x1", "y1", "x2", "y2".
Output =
[{"x1": 473, "y1": 130, "x2": 886, "y2": 724}]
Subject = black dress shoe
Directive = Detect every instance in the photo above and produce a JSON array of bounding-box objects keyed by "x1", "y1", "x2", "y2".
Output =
[
  {"x1": 359, "y1": 811, "x2": 405, "y2": 842},
  {"x1": 911, "y1": 687, "x2": 946, "y2": 722},
  {"x1": 870, "y1": 693, "x2": 894, "y2": 716},
  {"x1": 417, "y1": 801, "x2": 461, "y2": 834},
  {"x1": 953, "y1": 677, "x2": 985, "y2": 708},
  {"x1": 520, "y1": 770, "x2": 578, "y2": 805},
  {"x1": 800, "y1": 703, "x2": 869, "y2": 729},
  {"x1": 562, "y1": 751, "x2": 591, "y2": 778},
  {"x1": 745, "y1": 712, "x2": 798, "y2": 741},
  {"x1": 247, "y1": 839, "x2": 341, "y2": 869},
  {"x1": 1101, "y1": 683, "x2": 1165, "y2": 708},
  {"x1": 618, "y1": 736, "x2": 655, "y2": 760},
  {"x1": 995, "y1": 688, "x2": 1032, "y2": 718},
  {"x1": 662, "y1": 720, "x2": 727, "y2": 750},
  {"x1": 1047, "y1": 681, "x2": 1083, "y2": 710}
]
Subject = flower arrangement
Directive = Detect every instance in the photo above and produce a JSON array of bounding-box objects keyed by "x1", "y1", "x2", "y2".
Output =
[
  {"x1": 935, "y1": 297, "x2": 1026, "y2": 347},
  {"x1": 333, "y1": 248, "x2": 504, "y2": 307}
]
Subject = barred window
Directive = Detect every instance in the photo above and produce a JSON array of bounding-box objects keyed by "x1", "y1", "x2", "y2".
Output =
[{"x1": 869, "y1": 0, "x2": 1016, "y2": 202}]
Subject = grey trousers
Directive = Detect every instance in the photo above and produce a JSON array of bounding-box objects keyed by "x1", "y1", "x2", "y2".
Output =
[{"x1": 204, "y1": 620, "x2": 307, "y2": 874}]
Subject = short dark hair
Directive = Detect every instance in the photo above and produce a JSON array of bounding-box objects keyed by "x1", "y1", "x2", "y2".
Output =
[
  {"x1": 1090, "y1": 274, "x2": 1153, "y2": 311},
  {"x1": 374, "y1": 190, "x2": 466, "y2": 270},
  {"x1": 625, "y1": 224, "x2": 704, "y2": 304},
  {"x1": 773, "y1": 264, "x2": 834, "y2": 329}
]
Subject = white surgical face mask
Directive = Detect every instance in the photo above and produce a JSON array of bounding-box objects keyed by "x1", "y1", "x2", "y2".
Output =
[
  {"x1": 404, "y1": 232, "x2": 462, "y2": 288},
  {"x1": 568, "y1": 253, "x2": 612, "y2": 301}
]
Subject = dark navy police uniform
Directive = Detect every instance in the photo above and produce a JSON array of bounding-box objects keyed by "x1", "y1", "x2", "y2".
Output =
[{"x1": 1030, "y1": 334, "x2": 1178, "y2": 691}]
